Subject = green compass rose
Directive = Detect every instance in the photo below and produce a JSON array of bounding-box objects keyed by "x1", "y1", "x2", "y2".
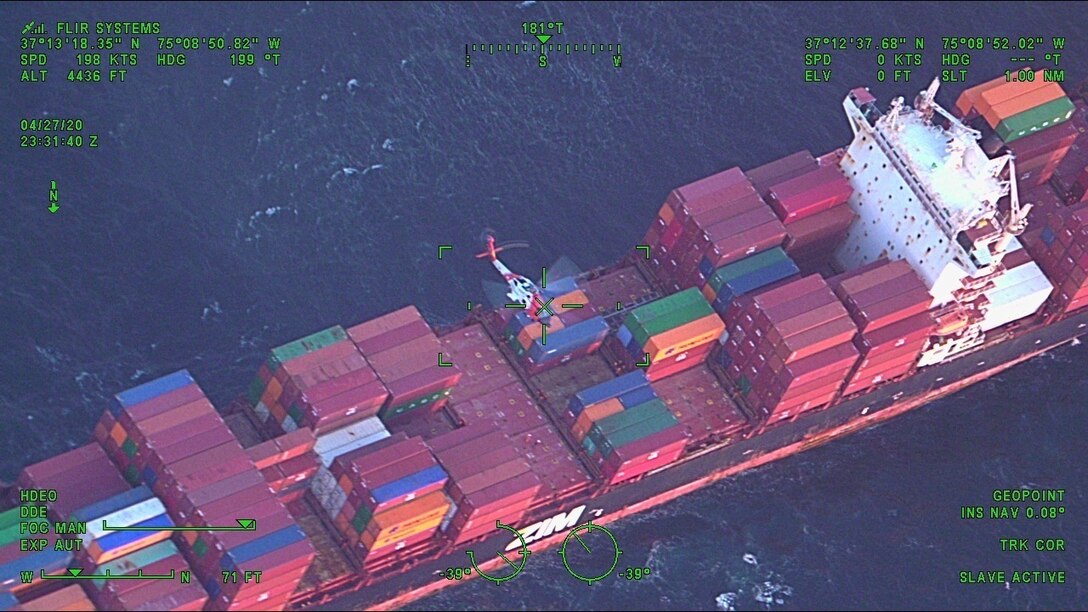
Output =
[
  {"x1": 558, "y1": 521, "x2": 621, "y2": 585},
  {"x1": 465, "y1": 520, "x2": 531, "y2": 585}
]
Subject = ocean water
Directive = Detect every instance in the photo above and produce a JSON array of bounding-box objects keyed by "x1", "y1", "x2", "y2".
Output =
[{"x1": 2, "y1": 2, "x2": 1086, "y2": 609}]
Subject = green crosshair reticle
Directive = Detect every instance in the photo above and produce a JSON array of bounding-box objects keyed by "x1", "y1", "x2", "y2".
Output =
[
  {"x1": 465, "y1": 520, "x2": 531, "y2": 585},
  {"x1": 558, "y1": 521, "x2": 622, "y2": 585}
]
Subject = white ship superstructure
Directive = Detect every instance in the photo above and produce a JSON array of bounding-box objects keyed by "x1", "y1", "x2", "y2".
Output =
[{"x1": 834, "y1": 80, "x2": 1053, "y2": 365}]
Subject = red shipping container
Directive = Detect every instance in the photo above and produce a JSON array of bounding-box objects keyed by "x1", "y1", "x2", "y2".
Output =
[
  {"x1": 767, "y1": 166, "x2": 853, "y2": 222},
  {"x1": 691, "y1": 206, "x2": 778, "y2": 255},
  {"x1": 119, "y1": 384, "x2": 206, "y2": 424},
  {"x1": 275, "y1": 340, "x2": 360, "y2": 379},
  {"x1": 665, "y1": 167, "x2": 747, "y2": 211},
  {"x1": 283, "y1": 362, "x2": 377, "y2": 408},
  {"x1": 703, "y1": 222, "x2": 788, "y2": 269},
  {"x1": 745, "y1": 151, "x2": 818, "y2": 199},
  {"x1": 145, "y1": 425, "x2": 238, "y2": 478},
  {"x1": 658, "y1": 218, "x2": 685, "y2": 251},
  {"x1": 606, "y1": 442, "x2": 685, "y2": 485},
  {"x1": 856, "y1": 311, "x2": 934, "y2": 354},
  {"x1": 751, "y1": 274, "x2": 827, "y2": 310},
  {"x1": 355, "y1": 320, "x2": 433, "y2": 356},
  {"x1": 453, "y1": 459, "x2": 532, "y2": 498},
  {"x1": 174, "y1": 470, "x2": 268, "y2": 520},
  {"x1": 332, "y1": 434, "x2": 418, "y2": 478},
  {"x1": 848, "y1": 287, "x2": 933, "y2": 332},
  {"x1": 1007, "y1": 121, "x2": 1079, "y2": 162},
  {"x1": 784, "y1": 202, "x2": 855, "y2": 246},
  {"x1": 455, "y1": 473, "x2": 542, "y2": 517}
]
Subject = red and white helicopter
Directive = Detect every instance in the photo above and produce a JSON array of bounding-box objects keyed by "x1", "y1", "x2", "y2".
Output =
[{"x1": 476, "y1": 234, "x2": 553, "y2": 322}]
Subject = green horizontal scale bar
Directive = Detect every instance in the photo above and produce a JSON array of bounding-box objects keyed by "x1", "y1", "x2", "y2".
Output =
[
  {"x1": 561, "y1": 303, "x2": 584, "y2": 309},
  {"x1": 40, "y1": 568, "x2": 176, "y2": 580},
  {"x1": 505, "y1": 303, "x2": 526, "y2": 309},
  {"x1": 102, "y1": 518, "x2": 256, "y2": 532}
]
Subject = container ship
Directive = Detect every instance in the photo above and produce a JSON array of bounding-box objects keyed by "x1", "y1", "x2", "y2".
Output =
[{"x1": 4, "y1": 72, "x2": 1088, "y2": 611}]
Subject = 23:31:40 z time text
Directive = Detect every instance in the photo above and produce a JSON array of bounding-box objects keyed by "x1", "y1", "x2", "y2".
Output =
[{"x1": 20, "y1": 134, "x2": 99, "y2": 148}]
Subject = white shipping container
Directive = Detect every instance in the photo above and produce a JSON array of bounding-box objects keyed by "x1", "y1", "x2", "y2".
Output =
[
  {"x1": 319, "y1": 487, "x2": 348, "y2": 518},
  {"x1": 980, "y1": 262, "x2": 1053, "y2": 332},
  {"x1": 254, "y1": 402, "x2": 271, "y2": 423},
  {"x1": 315, "y1": 417, "x2": 390, "y2": 467},
  {"x1": 310, "y1": 466, "x2": 338, "y2": 499},
  {"x1": 82, "y1": 498, "x2": 168, "y2": 544}
]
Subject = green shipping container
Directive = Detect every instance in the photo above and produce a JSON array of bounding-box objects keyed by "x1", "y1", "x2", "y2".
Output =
[
  {"x1": 599, "y1": 411, "x2": 679, "y2": 458},
  {"x1": 582, "y1": 435, "x2": 598, "y2": 457},
  {"x1": 996, "y1": 96, "x2": 1076, "y2": 143},
  {"x1": 123, "y1": 464, "x2": 140, "y2": 485},
  {"x1": 352, "y1": 505, "x2": 373, "y2": 534},
  {"x1": 246, "y1": 376, "x2": 266, "y2": 407},
  {"x1": 626, "y1": 290, "x2": 714, "y2": 347},
  {"x1": 708, "y1": 248, "x2": 788, "y2": 295},
  {"x1": 738, "y1": 375, "x2": 752, "y2": 396},
  {"x1": 193, "y1": 537, "x2": 208, "y2": 558},
  {"x1": 267, "y1": 325, "x2": 349, "y2": 369},
  {"x1": 379, "y1": 388, "x2": 449, "y2": 420},
  {"x1": 0, "y1": 507, "x2": 20, "y2": 530},
  {"x1": 591, "y1": 399, "x2": 668, "y2": 439},
  {"x1": 91, "y1": 540, "x2": 179, "y2": 588},
  {"x1": 0, "y1": 522, "x2": 25, "y2": 547},
  {"x1": 122, "y1": 438, "x2": 139, "y2": 459}
]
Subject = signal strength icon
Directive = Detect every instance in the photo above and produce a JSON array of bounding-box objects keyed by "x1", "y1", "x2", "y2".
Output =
[{"x1": 21, "y1": 21, "x2": 47, "y2": 36}]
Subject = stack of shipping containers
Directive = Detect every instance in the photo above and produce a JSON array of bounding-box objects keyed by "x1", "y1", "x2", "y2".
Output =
[
  {"x1": 699, "y1": 248, "x2": 800, "y2": 319},
  {"x1": 615, "y1": 288, "x2": 724, "y2": 380},
  {"x1": 955, "y1": 69, "x2": 1078, "y2": 188},
  {"x1": 87, "y1": 540, "x2": 206, "y2": 610},
  {"x1": 426, "y1": 423, "x2": 542, "y2": 545},
  {"x1": 501, "y1": 281, "x2": 610, "y2": 374},
  {"x1": 650, "y1": 367, "x2": 749, "y2": 448},
  {"x1": 348, "y1": 307, "x2": 462, "y2": 422},
  {"x1": 1050, "y1": 99, "x2": 1088, "y2": 204},
  {"x1": 4, "y1": 444, "x2": 131, "y2": 607},
  {"x1": 569, "y1": 372, "x2": 687, "y2": 484},
  {"x1": 1023, "y1": 203, "x2": 1088, "y2": 314},
  {"x1": 828, "y1": 260, "x2": 936, "y2": 396},
  {"x1": 245, "y1": 429, "x2": 319, "y2": 504},
  {"x1": 762, "y1": 163, "x2": 856, "y2": 270},
  {"x1": 722, "y1": 275, "x2": 861, "y2": 423},
  {"x1": 643, "y1": 167, "x2": 787, "y2": 291},
  {"x1": 319, "y1": 435, "x2": 450, "y2": 567},
  {"x1": 248, "y1": 326, "x2": 389, "y2": 436},
  {"x1": 96, "y1": 371, "x2": 314, "y2": 611}
]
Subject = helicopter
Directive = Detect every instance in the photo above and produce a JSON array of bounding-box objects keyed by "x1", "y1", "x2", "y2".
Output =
[{"x1": 476, "y1": 234, "x2": 553, "y2": 322}]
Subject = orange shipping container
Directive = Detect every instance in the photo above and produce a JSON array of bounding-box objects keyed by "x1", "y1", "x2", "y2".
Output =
[
  {"x1": 955, "y1": 69, "x2": 1045, "y2": 116},
  {"x1": 517, "y1": 316, "x2": 565, "y2": 348},
  {"x1": 644, "y1": 313, "x2": 725, "y2": 361},
  {"x1": 366, "y1": 490, "x2": 449, "y2": 534},
  {"x1": 982, "y1": 83, "x2": 1065, "y2": 128},
  {"x1": 571, "y1": 398, "x2": 625, "y2": 442},
  {"x1": 975, "y1": 74, "x2": 1051, "y2": 122},
  {"x1": 19, "y1": 585, "x2": 95, "y2": 611},
  {"x1": 554, "y1": 289, "x2": 590, "y2": 308},
  {"x1": 659, "y1": 203, "x2": 675, "y2": 226}
]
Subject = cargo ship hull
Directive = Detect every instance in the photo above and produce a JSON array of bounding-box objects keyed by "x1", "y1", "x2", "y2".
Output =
[{"x1": 299, "y1": 282, "x2": 1088, "y2": 611}]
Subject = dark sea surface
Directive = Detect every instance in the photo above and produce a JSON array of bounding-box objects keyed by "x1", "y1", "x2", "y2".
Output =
[{"x1": 2, "y1": 2, "x2": 1086, "y2": 609}]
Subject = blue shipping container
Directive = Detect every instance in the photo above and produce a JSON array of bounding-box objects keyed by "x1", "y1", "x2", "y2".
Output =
[
  {"x1": 528, "y1": 317, "x2": 608, "y2": 363},
  {"x1": 115, "y1": 370, "x2": 195, "y2": 409},
  {"x1": 618, "y1": 386, "x2": 658, "y2": 409},
  {"x1": 1041, "y1": 227, "x2": 1055, "y2": 247},
  {"x1": 0, "y1": 549, "x2": 71, "y2": 585},
  {"x1": 541, "y1": 276, "x2": 579, "y2": 298},
  {"x1": 506, "y1": 311, "x2": 533, "y2": 336},
  {"x1": 713, "y1": 259, "x2": 800, "y2": 310},
  {"x1": 221, "y1": 525, "x2": 306, "y2": 570},
  {"x1": 616, "y1": 324, "x2": 633, "y2": 348},
  {"x1": 94, "y1": 514, "x2": 174, "y2": 552},
  {"x1": 569, "y1": 370, "x2": 649, "y2": 416},
  {"x1": 72, "y1": 486, "x2": 153, "y2": 523},
  {"x1": 372, "y1": 465, "x2": 448, "y2": 504},
  {"x1": 698, "y1": 256, "x2": 716, "y2": 281}
]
